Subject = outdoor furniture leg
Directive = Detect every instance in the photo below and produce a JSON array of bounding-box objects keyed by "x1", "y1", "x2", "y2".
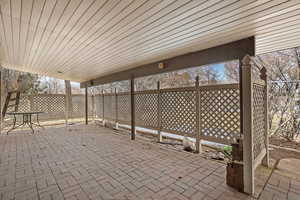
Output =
[
  {"x1": 32, "y1": 113, "x2": 45, "y2": 129},
  {"x1": 7, "y1": 114, "x2": 25, "y2": 134},
  {"x1": 27, "y1": 114, "x2": 34, "y2": 134},
  {"x1": 7, "y1": 114, "x2": 17, "y2": 135}
]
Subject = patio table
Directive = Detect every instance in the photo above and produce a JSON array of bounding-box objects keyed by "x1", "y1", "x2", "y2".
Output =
[{"x1": 6, "y1": 111, "x2": 45, "y2": 134}]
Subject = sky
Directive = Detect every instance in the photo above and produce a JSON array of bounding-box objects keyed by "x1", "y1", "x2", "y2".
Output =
[{"x1": 40, "y1": 62, "x2": 228, "y2": 88}]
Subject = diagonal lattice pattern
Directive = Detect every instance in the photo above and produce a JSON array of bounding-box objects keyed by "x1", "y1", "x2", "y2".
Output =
[
  {"x1": 12, "y1": 94, "x2": 94, "y2": 122},
  {"x1": 253, "y1": 84, "x2": 266, "y2": 160},
  {"x1": 71, "y1": 95, "x2": 93, "y2": 118},
  {"x1": 104, "y1": 95, "x2": 116, "y2": 121},
  {"x1": 117, "y1": 93, "x2": 131, "y2": 124},
  {"x1": 161, "y1": 90, "x2": 196, "y2": 136},
  {"x1": 30, "y1": 95, "x2": 65, "y2": 120},
  {"x1": 200, "y1": 85, "x2": 240, "y2": 144},
  {"x1": 17, "y1": 95, "x2": 30, "y2": 112},
  {"x1": 94, "y1": 94, "x2": 103, "y2": 119},
  {"x1": 135, "y1": 92, "x2": 158, "y2": 129}
]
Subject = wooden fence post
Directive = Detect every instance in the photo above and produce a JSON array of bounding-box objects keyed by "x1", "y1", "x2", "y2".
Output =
[
  {"x1": 65, "y1": 94, "x2": 69, "y2": 126},
  {"x1": 157, "y1": 81, "x2": 162, "y2": 142},
  {"x1": 195, "y1": 76, "x2": 202, "y2": 154},
  {"x1": 261, "y1": 67, "x2": 270, "y2": 167},
  {"x1": 102, "y1": 89, "x2": 105, "y2": 126},
  {"x1": 115, "y1": 88, "x2": 119, "y2": 130},
  {"x1": 242, "y1": 55, "x2": 254, "y2": 195},
  {"x1": 91, "y1": 94, "x2": 95, "y2": 122},
  {"x1": 0, "y1": 69, "x2": 1, "y2": 134},
  {"x1": 85, "y1": 86, "x2": 88, "y2": 125},
  {"x1": 131, "y1": 77, "x2": 135, "y2": 140}
]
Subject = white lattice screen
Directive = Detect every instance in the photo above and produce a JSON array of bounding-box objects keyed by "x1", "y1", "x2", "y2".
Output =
[
  {"x1": 135, "y1": 91, "x2": 158, "y2": 130},
  {"x1": 252, "y1": 83, "x2": 267, "y2": 160},
  {"x1": 96, "y1": 84, "x2": 241, "y2": 145},
  {"x1": 117, "y1": 93, "x2": 131, "y2": 124},
  {"x1": 94, "y1": 94, "x2": 103, "y2": 119},
  {"x1": 13, "y1": 94, "x2": 93, "y2": 121},
  {"x1": 200, "y1": 84, "x2": 240, "y2": 144},
  {"x1": 104, "y1": 94, "x2": 116, "y2": 121},
  {"x1": 161, "y1": 89, "x2": 197, "y2": 136}
]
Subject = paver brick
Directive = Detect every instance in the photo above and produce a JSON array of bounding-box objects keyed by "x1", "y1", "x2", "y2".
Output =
[{"x1": 1, "y1": 124, "x2": 294, "y2": 200}]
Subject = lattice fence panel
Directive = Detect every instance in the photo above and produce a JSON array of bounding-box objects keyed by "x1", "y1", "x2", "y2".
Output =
[
  {"x1": 94, "y1": 94, "x2": 103, "y2": 119},
  {"x1": 30, "y1": 95, "x2": 66, "y2": 120},
  {"x1": 161, "y1": 89, "x2": 196, "y2": 136},
  {"x1": 17, "y1": 95, "x2": 30, "y2": 112},
  {"x1": 117, "y1": 93, "x2": 131, "y2": 124},
  {"x1": 4, "y1": 95, "x2": 31, "y2": 124},
  {"x1": 200, "y1": 85, "x2": 240, "y2": 144},
  {"x1": 70, "y1": 95, "x2": 93, "y2": 119},
  {"x1": 253, "y1": 83, "x2": 266, "y2": 160},
  {"x1": 104, "y1": 94, "x2": 116, "y2": 121},
  {"x1": 135, "y1": 92, "x2": 158, "y2": 129}
]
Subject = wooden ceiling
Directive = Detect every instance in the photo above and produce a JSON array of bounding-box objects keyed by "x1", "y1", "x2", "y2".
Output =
[{"x1": 1, "y1": 0, "x2": 300, "y2": 82}]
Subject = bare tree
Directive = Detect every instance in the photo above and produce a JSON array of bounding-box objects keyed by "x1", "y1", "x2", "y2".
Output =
[
  {"x1": 42, "y1": 77, "x2": 64, "y2": 94},
  {"x1": 197, "y1": 66, "x2": 220, "y2": 85},
  {"x1": 224, "y1": 60, "x2": 239, "y2": 82},
  {"x1": 255, "y1": 48, "x2": 300, "y2": 140}
]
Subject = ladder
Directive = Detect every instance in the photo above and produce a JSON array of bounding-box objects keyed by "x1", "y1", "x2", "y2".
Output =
[{"x1": 2, "y1": 90, "x2": 21, "y2": 118}]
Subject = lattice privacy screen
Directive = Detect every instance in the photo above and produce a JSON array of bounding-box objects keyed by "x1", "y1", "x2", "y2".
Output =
[
  {"x1": 161, "y1": 89, "x2": 197, "y2": 136},
  {"x1": 15, "y1": 94, "x2": 93, "y2": 121},
  {"x1": 96, "y1": 84, "x2": 240, "y2": 145},
  {"x1": 253, "y1": 83, "x2": 267, "y2": 160},
  {"x1": 71, "y1": 95, "x2": 93, "y2": 119},
  {"x1": 200, "y1": 85, "x2": 240, "y2": 144},
  {"x1": 117, "y1": 93, "x2": 131, "y2": 124},
  {"x1": 104, "y1": 94, "x2": 116, "y2": 121},
  {"x1": 135, "y1": 91, "x2": 158, "y2": 130},
  {"x1": 94, "y1": 94, "x2": 103, "y2": 119}
]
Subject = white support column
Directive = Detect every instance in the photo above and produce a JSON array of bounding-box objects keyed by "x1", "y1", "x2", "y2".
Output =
[{"x1": 242, "y1": 55, "x2": 254, "y2": 195}]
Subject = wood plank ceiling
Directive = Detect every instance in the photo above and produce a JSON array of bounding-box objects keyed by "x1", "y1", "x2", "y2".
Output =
[{"x1": 0, "y1": 0, "x2": 300, "y2": 82}]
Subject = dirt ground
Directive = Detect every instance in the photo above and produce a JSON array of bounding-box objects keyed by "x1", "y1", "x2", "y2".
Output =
[{"x1": 269, "y1": 136, "x2": 300, "y2": 161}]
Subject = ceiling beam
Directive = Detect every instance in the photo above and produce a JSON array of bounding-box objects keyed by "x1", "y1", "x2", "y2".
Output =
[{"x1": 81, "y1": 36, "x2": 255, "y2": 88}]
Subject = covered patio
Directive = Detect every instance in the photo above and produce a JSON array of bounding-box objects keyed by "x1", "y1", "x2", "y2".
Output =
[{"x1": 1, "y1": 0, "x2": 300, "y2": 199}]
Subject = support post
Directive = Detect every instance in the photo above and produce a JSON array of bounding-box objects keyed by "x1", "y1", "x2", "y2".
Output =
[
  {"x1": 195, "y1": 76, "x2": 202, "y2": 153},
  {"x1": 91, "y1": 93, "x2": 95, "y2": 122},
  {"x1": 131, "y1": 77, "x2": 135, "y2": 140},
  {"x1": 0, "y1": 69, "x2": 1, "y2": 134},
  {"x1": 261, "y1": 67, "x2": 270, "y2": 167},
  {"x1": 102, "y1": 89, "x2": 105, "y2": 126},
  {"x1": 239, "y1": 60, "x2": 243, "y2": 139},
  {"x1": 65, "y1": 80, "x2": 72, "y2": 126},
  {"x1": 242, "y1": 55, "x2": 254, "y2": 195},
  {"x1": 65, "y1": 94, "x2": 69, "y2": 126},
  {"x1": 115, "y1": 88, "x2": 119, "y2": 130},
  {"x1": 157, "y1": 81, "x2": 162, "y2": 142},
  {"x1": 85, "y1": 86, "x2": 88, "y2": 125}
]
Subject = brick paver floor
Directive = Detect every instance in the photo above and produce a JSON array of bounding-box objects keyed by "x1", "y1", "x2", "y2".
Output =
[
  {"x1": 258, "y1": 161, "x2": 300, "y2": 200},
  {"x1": 0, "y1": 124, "x2": 255, "y2": 200}
]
